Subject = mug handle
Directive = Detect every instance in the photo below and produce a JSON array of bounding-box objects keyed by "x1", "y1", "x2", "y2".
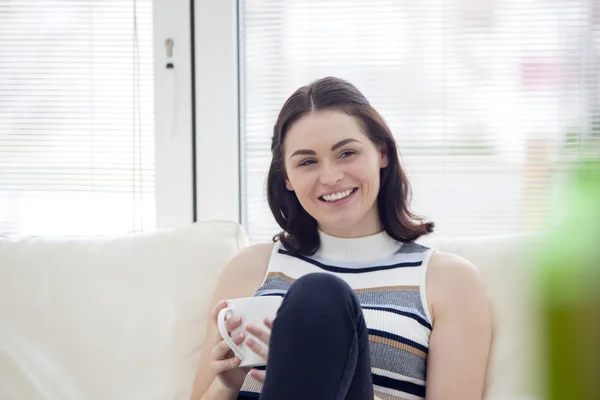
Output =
[{"x1": 217, "y1": 307, "x2": 245, "y2": 362}]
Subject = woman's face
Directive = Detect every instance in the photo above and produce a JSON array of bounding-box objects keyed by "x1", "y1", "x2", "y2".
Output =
[{"x1": 283, "y1": 110, "x2": 388, "y2": 238}]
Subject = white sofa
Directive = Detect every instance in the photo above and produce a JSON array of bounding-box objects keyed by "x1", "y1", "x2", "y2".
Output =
[{"x1": 0, "y1": 221, "x2": 543, "y2": 400}]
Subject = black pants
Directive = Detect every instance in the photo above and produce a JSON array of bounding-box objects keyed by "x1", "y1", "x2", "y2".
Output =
[{"x1": 260, "y1": 273, "x2": 374, "y2": 400}]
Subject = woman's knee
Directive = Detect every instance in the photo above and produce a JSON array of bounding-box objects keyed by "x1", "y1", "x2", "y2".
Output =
[
  {"x1": 284, "y1": 273, "x2": 357, "y2": 314},
  {"x1": 293, "y1": 272, "x2": 351, "y2": 294},
  {"x1": 271, "y1": 273, "x2": 362, "y2": 338}
]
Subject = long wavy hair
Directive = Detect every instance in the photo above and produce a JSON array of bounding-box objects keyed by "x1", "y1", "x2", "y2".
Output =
[{"x1": 266, "y1": 77, "x2": 433, "y2": 255}]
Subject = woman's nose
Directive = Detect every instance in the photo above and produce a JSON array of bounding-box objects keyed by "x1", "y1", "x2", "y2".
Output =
[{"x1": 319, "y1": 163, "x2": 343, "y2": 186}]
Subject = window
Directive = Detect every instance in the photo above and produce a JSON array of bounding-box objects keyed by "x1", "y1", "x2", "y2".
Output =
[
  {"x1": 0, "y1": 0, "x2": 156, "y2": 236},
  {"x1": 239, "y1": 0, "x2": 600, "y2": 242}
]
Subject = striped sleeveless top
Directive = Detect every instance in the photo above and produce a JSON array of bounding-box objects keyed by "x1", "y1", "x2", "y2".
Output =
[{"x1": 239, "y1": 230, "x2": 435, "y2": 400}]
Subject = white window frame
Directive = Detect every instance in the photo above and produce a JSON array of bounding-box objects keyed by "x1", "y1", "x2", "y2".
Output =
[
  {"x1": 153, "y1": 0, "x2": 240, "y2": 229},
  {"x1": 193, "y1": 0, "x2": 241, "y2": 224}
]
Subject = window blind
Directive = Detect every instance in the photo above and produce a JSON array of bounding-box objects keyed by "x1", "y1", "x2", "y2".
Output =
[
  {"x1": 0, "y1": 0, "x2": 155, "y2": 237},
  {"x1": 239, "y1": 0, "x2": 600, "y2": 242}
]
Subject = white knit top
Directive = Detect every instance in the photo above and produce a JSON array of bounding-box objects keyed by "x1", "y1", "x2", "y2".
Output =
[{"x1": 239, "y1": 230, "x2": 435, "y2": 400}]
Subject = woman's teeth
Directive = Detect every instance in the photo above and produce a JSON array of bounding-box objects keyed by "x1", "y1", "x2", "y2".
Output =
[{"x1": 322, "y1": 189, "x2": 354, "y2": 202}]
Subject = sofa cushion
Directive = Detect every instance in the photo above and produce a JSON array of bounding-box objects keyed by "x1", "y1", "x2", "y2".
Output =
[
  {"x1": 0, "y1": 221, "x2": 250, "y2": 400},
  {"x1": 420, "y1": 233, "x2": 543, "y2": 399}
]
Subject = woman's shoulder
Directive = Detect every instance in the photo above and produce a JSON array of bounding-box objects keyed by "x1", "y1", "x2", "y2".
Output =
[
  {"x1": 426, "y1": 251, "x2": 489, "y2": 322},
  {"x1": 225, "y1": 241, "x2": 276, "y2": 277},
  {"x1": 236, "y1": 241, "x2": 276, "y2": 259},
  {"x1": 211, "y1": 241, "x2": 276, "y2": 301},
  {"x1": 428, "y1": 251, "x2": 481, "y2": 280}
]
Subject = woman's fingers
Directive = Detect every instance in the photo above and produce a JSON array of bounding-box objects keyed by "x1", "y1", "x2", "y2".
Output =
[
  {"x1": 212, "y1": 300, "x2": 228, "y2": 320},
  {"x1": 225, "y1": 315, "x2": 242, "y2": 332},
  {"x1": 264, "y1": 317, "x2": 273, "y2": 329},
  {"x1": 246, "y1": 322, "x2": 270, "y2": 345},
  {"x1": 211, "y1": 356, "x2": 242, "y2": 375},
  {"x1": 246, "y1": 337, "x2": 268, "y2": 360},
  {"x1": 250, "y1": 369, "x2": 266, "y2": 383},
  {"x1": 212, "y1": 332, "x2": 244, "y2": 360},
  {"x1": 246, "y1": 320, "x2": 271, "y2": 361},
  {"x1": 212, "y1": 300, "x2": 243, "y2": 337}
]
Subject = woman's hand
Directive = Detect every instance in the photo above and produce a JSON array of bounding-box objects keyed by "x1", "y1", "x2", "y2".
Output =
[
  {"x1": 209, "y1": 300, "x2": 251, "y2": 392},
  {"x1": 245, "y1": 317, "x2": 273, "y2": 383}
]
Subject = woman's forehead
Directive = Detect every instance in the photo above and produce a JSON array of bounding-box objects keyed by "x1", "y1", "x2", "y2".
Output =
[{"x1": 285, "y1": 111, "x2": 366, "y2": 150}]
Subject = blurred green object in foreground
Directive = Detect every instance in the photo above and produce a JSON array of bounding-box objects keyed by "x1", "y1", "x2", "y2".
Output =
[{"x1": 539, "y1": 161, "x2": 600, "y2": 400}]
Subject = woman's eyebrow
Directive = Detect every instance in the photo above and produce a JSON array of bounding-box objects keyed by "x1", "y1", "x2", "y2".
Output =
[
  {"x1": 331, "y1": 138, "x2": 361, "y2": 151},
  {"x1": 289, "y1": 138, "x2": 362, "y2": 160}
]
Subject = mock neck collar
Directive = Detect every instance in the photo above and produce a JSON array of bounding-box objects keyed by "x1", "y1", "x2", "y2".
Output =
[{"x1": 316, "y1": 229, "x2": 402, "y2": 263}]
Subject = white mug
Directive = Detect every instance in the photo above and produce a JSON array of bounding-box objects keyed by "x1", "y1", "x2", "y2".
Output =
[{"x1": 217, "y1": 296, "x2": 283, "y2": 368}]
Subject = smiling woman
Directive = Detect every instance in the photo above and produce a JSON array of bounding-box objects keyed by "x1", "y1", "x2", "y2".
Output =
[
  {"x1": 191, "y1": 77, "x2": 491, "y2": 400},
  {"x1": 267, "y1": 77, "x2": 434, "y2": 255},
  {"x1": 283, "y1": 112, "x2": 388, "y2": 239}
]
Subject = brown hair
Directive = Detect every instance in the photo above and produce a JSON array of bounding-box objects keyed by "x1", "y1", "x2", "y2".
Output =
[{"x1": 266, "y1": 77, "x2": 433, "y2": 255}]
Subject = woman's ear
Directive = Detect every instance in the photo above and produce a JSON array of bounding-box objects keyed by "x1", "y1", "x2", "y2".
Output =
[
  {"x1": 379, "y1": 145, "x2": 389, "y2": 168},
  {"x1": 285, "y1": 177, "x2": 294, "y2": 191}
]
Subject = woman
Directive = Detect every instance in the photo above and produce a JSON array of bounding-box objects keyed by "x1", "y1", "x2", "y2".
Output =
[{"x1": 191, "y1": 77, "x2": 492, "y2": 400}]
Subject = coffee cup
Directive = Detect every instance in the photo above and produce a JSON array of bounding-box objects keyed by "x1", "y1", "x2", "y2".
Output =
[{"x1": 217, "y1": 295, "x2": 283, "y2": 368}]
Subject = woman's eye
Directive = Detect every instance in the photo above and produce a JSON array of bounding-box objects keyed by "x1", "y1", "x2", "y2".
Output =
[
  {"x1": 339, "y1": 150, "x2": 356, "y2": 158},
  {"x1": 299, "y1": 159, "x2": 316, "y2": 167}
]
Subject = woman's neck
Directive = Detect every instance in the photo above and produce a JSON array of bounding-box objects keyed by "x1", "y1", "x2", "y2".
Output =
[
  {"x1": 316, "y1": 229, "x2": 401, "y2": 263},
  {"x1": 317, "y1": 215, "x2": 383, "y2": 239}
]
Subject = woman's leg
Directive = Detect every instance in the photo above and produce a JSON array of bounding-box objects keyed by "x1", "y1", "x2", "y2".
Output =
[{"x1": 260, "y1": 273, "x2": 374, "y2": 400}]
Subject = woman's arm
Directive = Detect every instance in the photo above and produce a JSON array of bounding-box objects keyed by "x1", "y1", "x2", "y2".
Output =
[
  {"x1": 190, "y1": 242, "x2": 274, "y2": 400},
  {"x1": 424, "y1": 252, "x2": 493, "y2": 400}
]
